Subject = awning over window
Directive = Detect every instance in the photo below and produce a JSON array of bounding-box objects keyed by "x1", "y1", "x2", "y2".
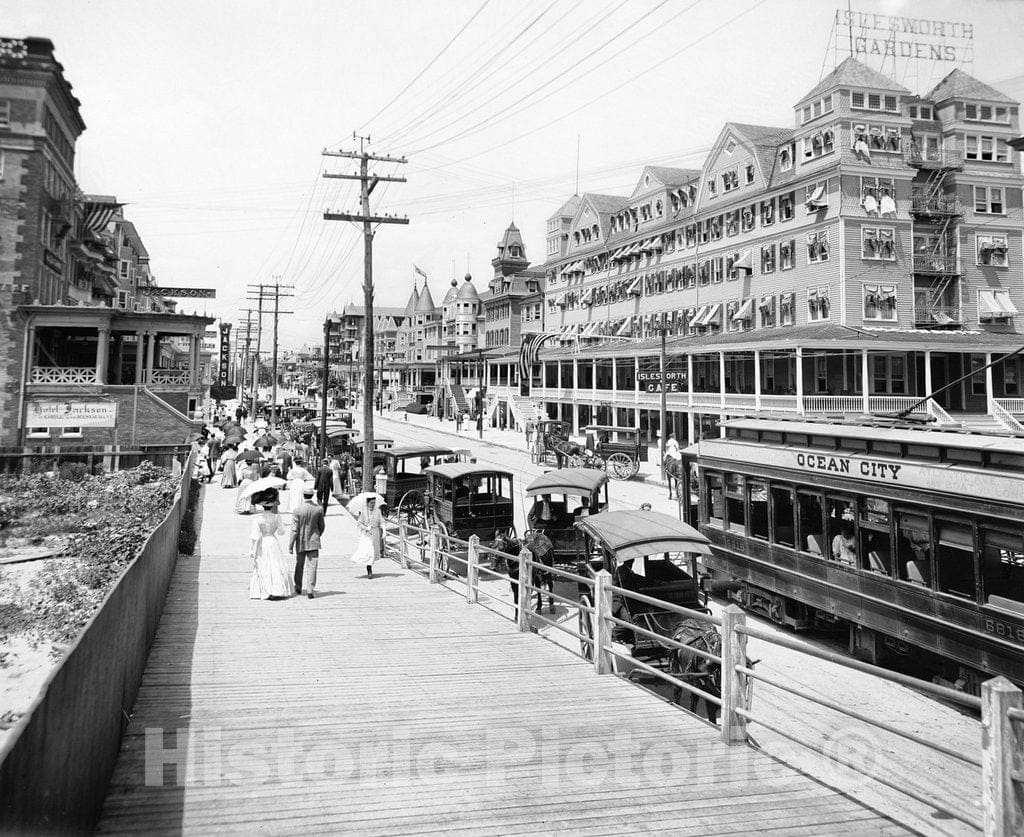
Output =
[
  {"x1": 759, "y1": 294, "x2": 774, "y2": 312},
  {"x1": 626, "y1": 275, "x2": 641, "y2": 296},
  {"x1": 804, "y1": 185, "x2": 827, "y2": 209},
  {"x1": 616, "y1": 316, "x2": 633, "y2": 337},
  {"x1": 580, "y1": 287, "x2": 594, "y2": 307},
  {"x1": 732, "y1": 298, "x2": 754, "y2": 322},
  {"x1": 555, "y1": 292, "x2": 567, "y2": 308},
  {"x1": 733, "y1": 250, "x2": 752, "y2": 272},
  {"x1": 691, "y1": 304, "x2": 708, "y2": 325},
  {"x1": 580, "y1": 321, "x2": 598, "y2": 337},
  {"x1": 702, "y1": 303, "x2": 722, "y2": 326},
  {"x1": 610, "y1": 247, "x2": 627, "y2": 261},
  {"x1": 980, "y1": 290, "x2": 1019, "y2": 317}
]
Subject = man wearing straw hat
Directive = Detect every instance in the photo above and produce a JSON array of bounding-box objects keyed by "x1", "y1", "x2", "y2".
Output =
[{"x1": 290, "y1": 487, "x2": 326, "y2": 598}]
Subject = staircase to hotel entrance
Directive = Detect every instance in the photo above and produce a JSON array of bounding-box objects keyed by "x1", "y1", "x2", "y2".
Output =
[{"x1": 447, "y1": 381, "x2": 471, "y2": 415}]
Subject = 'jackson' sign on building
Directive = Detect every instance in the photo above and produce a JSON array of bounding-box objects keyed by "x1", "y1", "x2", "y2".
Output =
[{"x1": 835, "y1": 9, "x2": 973, "y2": 63}]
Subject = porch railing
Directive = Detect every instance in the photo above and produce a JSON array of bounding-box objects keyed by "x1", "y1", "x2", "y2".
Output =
[
  {"x1": 927, "y1": 399, "x2": 958, "y2": 425},
  {"x1": 29, "y1": 366, "x2": 98, "y2": 385},
  {"x1": 759, "y1": 394, "x2": 799, "y2": 412},
  {"x1": 990, "y1": 399, "x2": 1024, "y2": 433},
  {"x1": 147, "y1": 369, "x2": 192, "y2": 386},
  {"x1": 913, "y1": 255, "x2": 960, "y2": 275},
  {"x1": 994, "y1": 398, "x2": 1024, "y2": 416},
  {"x1": 803, "y1": 395, "x2": 865, "y2": 413}
]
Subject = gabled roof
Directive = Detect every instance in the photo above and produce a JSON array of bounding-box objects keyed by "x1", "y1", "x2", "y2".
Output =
[
  {"x1": 584, "y1": 193, "x2": 629, "y2": 213},
  {"x1": 926, "y1": 68, "x2": 1016, "y2": 105},
  {"x1": 549, "y1": 194, "x2": 581, "y2": 221},
  {"x1": 798, "y1": 56, "x2": 910, "y2": 105},
  {"x1": 719, "y1": 123, "x2": 795, "y2": 186},
  {"x1": 633, "y1": 165, "x2": 702, "y2": 197},
  {"x1": 415, "y1": 283, "x2": 437, "y2": 313}
]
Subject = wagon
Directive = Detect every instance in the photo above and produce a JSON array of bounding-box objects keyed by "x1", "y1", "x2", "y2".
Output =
[
  {"x1": 573, "y1": 511, "x2": 718, "y2": 708},
  {"x1": 583, "y1": 425, "x2": 648, "y2": 481},
  {"x1": 525, "y1": 469, "x2": 609, "y2": 567},
  {"x1": 533, "y1": 419, "x2": 572, "y2": 465},
  {"x1": 325, "y1": 426, "x2": 360, "y2": 456},
  {"x1": 349, "y1": 437, "x2": 395, "y2": 479},
  {"x1": 381, "y1": 445, "x2": 456, "y2": 521},
  {"x1": 419, "y1": 463, "x2": 516, "y2": 575}
]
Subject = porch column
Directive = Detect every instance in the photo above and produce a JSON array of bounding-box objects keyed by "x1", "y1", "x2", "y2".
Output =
[
  {"x1": 719, "y1": 351, "x2": 726, "y2": 409},
  {"x1": 112, "y1": 334, "x2": 124, "y2": 384},
  {"x1": 611, "y1": 357, "x2": 617, "y2": 407},
  {"x1": 134, "y1": 331, "x2": 145, "y2": 385},
  {"x1": 687, "y1": 409, "x2": 695, "y2": 444},
  {"x1": 795, "y1": 348, "x2": 804, "y2": 415},
  {"x1": 572, "y1": 403, "x2": 580, "y2": 435},
  {"x1": 634, "y1": 357, "x2": 640, "y2": 406},
  {"x1": 924, "y1": 350, "x2": 933, "y2": 408},
  {"x1": 26, "y1": 323, "x2": 36, "y2": 381},
  {"x1": 861, "y1": 349, "x2": 870, "y2": 414},
  {"x1": 557, "y1": 359, "x2": 562, "y2": 392},
  {"x1": 754, "y1": 349, "x2": 762, "y2": 412},
  {"x1": 190, "y1": 334, "x2": 200, "y2": 385},
  {"x1": 687, "y1": 353, "x2": 694, "y2": 409},
  {"x1": 94, "y1": 326, "x2": 110, "y2": 385},
  {"x1": 986, "y1": 352, "x2": 994, "y2": 414},
  {"x1": 591, "y1": 358, "x2": 597, "y2": 404},
  {"x1": 145, "y1": 332, "x2": 156, "y2": 384}
]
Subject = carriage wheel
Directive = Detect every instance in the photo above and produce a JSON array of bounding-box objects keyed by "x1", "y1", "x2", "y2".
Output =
[
  {"x1": 605, "y1": 452, "x2": 637, "y2": 481},
  {"x1": 578, "y1": 595, "x2": 595, "y2": 661},
  {"x1": 397, "y1": 490, "x2": 426, "y2": 532}
]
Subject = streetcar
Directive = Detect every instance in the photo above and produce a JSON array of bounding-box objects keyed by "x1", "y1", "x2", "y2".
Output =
[{"x1": 681, "y1": 415, "x2": 1024, "y2": 692}]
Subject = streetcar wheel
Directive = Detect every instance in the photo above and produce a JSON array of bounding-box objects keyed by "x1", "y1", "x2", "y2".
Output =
[
  {"x1": 605, "y1": 452, "x2": 636, "y2": 480},
  {"x1": 578, "y1": 595, "x2": 595, "y2": 660}
]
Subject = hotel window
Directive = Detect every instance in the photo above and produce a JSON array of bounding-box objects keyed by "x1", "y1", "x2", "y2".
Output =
[
  {"x1": 807, "y1": 286, "x2": 831, "y2": 321},
  {"x1": 745, "y1": 163, "x2": 755, "y2": 184},
  {"x1": 873, "y1": 354, "x2": 906, "y2": 394},
  {"x1": 802, "y1": 127, "x2": 835, "y2": 160},
  {"x1": 741, "y1": 205, "x2": 755, "y2": 233},
  {"x1": 780, "y1": 239, "x2": 795, "y2": 271},
  {"x1": 863, "y1": 284, "x2": 898, "y2": 321},
  {"x1": 707, "y1": 179, "x2": 717, "y2": 198},
  {"x1": 779, "y1": 192, "x2": 795, "y2": 221},
  {"x1": 964, "y1": 135, "x2": 1010, "y2": 162},
  {"x1": 780, "y1": 292, "x2": 796, "y2": 326},
  {"x1": 966, "y1": 104, "x2": 1011, "y2": 124},
  {"x1": 806, "y1": 230, "x2": 829, "y2": 263},
  {"x1": 862, "y1": 227, "x2": 896, "y2": 261},
  {"x1": 722, "y1": 170, "x2": 739, "y2": 192},
  {"x1": 698, "y1": 260, "x2": 710, "y2": 286},
  {"x1": 860, "y1": 176, "x2": 896, "y2": 216},
  {"x1": 851, "y1": 91, "x2": 898, "y2": 113},
  {"x1": 761, "y1": 244, "x2": 776, "y2": 273},
  {"x1": 977, "y1": 234, "x2": 1009, "y2": 267},
  {"x1": 685, "y1": 224, "x2": 696, "y2": 248},
  {"x1": 760, "y1": 198, "x2": 775, "y2": 226},
  {"x1": 709, "y1": 216, "x2": 723, "y2": 241},
  {"x1": 60, "y1": 426, "x2": 83, "y2": 438},
  {"x1": 759, "y1": 295, "x2": 776, "y2": 328},
  {"x1": 779, "y1": 144, "x2": 794, "y2": 172},
  {"x1": 710, "y1": 257, "x2": 724, "y2": 284},
  {"x1": 974, "y1": 186, "x2": 1004, "y2": 214},
  {"x1": 725, "y1": 211, "x2": 739, "y2": 237},
  {"x1": 26, "y1": 427, "x2": 49, "y2": 438},
  {"x1": 0, "y1": 100, "x2": 9, "y2": 127},
  {"x1": 698, "y1": 220, "x2": 709, "y2": 245}
]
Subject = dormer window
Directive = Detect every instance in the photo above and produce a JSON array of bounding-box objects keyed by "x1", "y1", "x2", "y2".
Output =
[
  {"x1": 707, "y1": 179, "x2": 717, "y2": 198},
  {"x1": 779, "y1": 143, "x2": 794, "y2": 172},
  {"x1": 965, "y1": 104, "x2": 1011, "y2": 124},
  {"x1": 745, "y1": 163, "x2": 755, "y2": 184},
  {"x1": 722, "y1": 170, "x2": 739, "y2": 192},
  {"x1": 851, "y1": 91, "x2": 899, "y2": 113}
]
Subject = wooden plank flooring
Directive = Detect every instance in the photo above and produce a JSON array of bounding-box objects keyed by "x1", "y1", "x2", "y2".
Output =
[{"x1": 97, "y1": 484, "x2": 911, "y2": 834}]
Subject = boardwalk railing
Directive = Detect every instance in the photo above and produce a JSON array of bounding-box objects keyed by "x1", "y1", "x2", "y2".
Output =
[
  {"x1": 0, "y1": 449, "x2": 196, "y2": 834},
  {"x1": 383, "y1": 516, "x2": 1024, "y2": 836},
  {"x1": 0, "y1": 444, "x2": 192, "y2": 475}
]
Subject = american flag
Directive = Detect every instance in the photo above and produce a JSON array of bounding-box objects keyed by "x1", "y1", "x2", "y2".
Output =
[
  {"x1": 413, "y1": 264, "x2": 427, "y2": 279},
  {"x1": 517, "y1": 332, "x2": 561, "y2": 381}
]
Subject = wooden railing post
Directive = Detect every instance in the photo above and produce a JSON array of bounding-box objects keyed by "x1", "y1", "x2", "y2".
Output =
[
  {"x1": 983, "y1": 676, "x2": 1024, "y2": 837},
  {"x1": 466, "y1": 535, "x2": 480, "y2": 604},
  {"x1": 517, "y1": 547, "x2": 533, "y2": 632},
  {"x1": 593, "y1": 569, "x2": 614, "y2": 675},
  {"x1": 720, "y1": 604, "x2": 749, "y2": 745},
  {"x1": 428, "y1": 525, "x2": 440, "y2": 584},
  {"x1": 398, "y1": 521, "x2": 409, "y2": 569}
]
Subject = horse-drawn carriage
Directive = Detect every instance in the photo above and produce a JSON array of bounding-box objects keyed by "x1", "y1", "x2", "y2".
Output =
[
  {"x1": 381, "y1": 445, "x2": 457, "y2": 519},
  {"x1": 532, "y1": 419, "x2": 572, "y2": 465},
  {"x1": 582, "y1": 425, "x2": 648, "y2": 481},
  {"x1": 573, "y1": 510, "x2": 721, "y2": 718},
  {"x1": 525, "y1": 469, "x2": 609, "y2": 568},
  {"x1": 422, "y1": 463, "x2": 515, "y2": 557},
  {"x1": 325, "y1": 426, "x2": 360, "y2": 456}
]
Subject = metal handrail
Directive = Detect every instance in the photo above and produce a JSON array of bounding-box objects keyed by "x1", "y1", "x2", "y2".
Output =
[
  {"x1": 735, "y1": 622, "x2": 981, "y2": 710},
  {"x1": 737, "y1": 665, "x2": 981, "y2": 768}
]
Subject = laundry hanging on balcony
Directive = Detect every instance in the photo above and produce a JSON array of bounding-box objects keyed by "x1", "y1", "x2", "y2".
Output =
[{"x1": 879, "y1": 192, "x2": 897, "y2": 217}]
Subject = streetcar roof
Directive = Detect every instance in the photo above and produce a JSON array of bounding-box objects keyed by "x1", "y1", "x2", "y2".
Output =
[
  {"x1": 425, "y1": 463, "x2": 513, "y2": 481},
  {"x1": 386, "y1": 445, "x2": 455, "y2": 459},
  {"x1": 722, "y1": 416, "x2": 1024, "y2": 454},
  {"x1": 575, "y1": 510, "x2": 710, "y2": 561},
  {"x1": 525, "y1": 469, "x2": 608, "y2": 496}
]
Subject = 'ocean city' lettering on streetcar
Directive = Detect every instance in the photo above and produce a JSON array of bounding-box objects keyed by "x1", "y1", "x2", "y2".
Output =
[{"x1": 795, "y1": 452, "x2": 903, "y2": 481}]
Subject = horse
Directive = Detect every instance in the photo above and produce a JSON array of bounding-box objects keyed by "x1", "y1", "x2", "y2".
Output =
[
  {"x1": 667, "y1": 618, "x2": 723, "y2": 723},
  {"x1": 663, "y1": 454, "x2": 684, "y2": 500},
  {"x1": 492, "y1": 531, "x2": 555, "y2": 615},
  {"x1": 551, "y1": 438, "x2": 583, "y2": 468}
]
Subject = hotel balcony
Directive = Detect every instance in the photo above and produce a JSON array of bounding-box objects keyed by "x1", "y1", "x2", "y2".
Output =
[
  {"x1": 903, "y1": 141, "x2": 964, "y2": 170},
  {"x1": 913, "y1": 255, "x2": 960, "y2": 275},
  {"x1": 909, "y1": 196, "x2": 964, "y2": 217}
]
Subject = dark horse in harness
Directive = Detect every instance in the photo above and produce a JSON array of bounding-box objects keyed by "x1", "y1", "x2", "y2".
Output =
[
  {"x1": 663, "y1": 454, "x2": 684, "y2": 500},
  {"x1": 667, "y1": 618, "x2": 722, "y2": 723},
  {"x1": 491, "y1": 530, "x2": 555, "y2": 615}
]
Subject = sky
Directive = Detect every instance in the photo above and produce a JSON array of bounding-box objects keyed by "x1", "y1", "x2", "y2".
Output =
[{"x1": 8, "y1": 0, "x2": 1024, "y2": 350}]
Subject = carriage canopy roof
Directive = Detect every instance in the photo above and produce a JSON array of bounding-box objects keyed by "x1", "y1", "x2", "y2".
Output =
[
  {"x1": 425, "y1": 463, "x2": 513, "y2": 481},
  {"x1": 385, "y1": 445, "x2": 456, "y2": 459},
  {"x1": 575, "y1": 510, "x2": 710, "y2": 562},
  {"x1": 352, "y1": 437, "x2": 393, "y2": 448},
  {"x1": 526, "y1": 468, "x2": 608, "y2": 497},
  {"x1": 583, "y1": 425, "x2": 639, "y2": 434},
  {"x1": 325, "y1": 427, "x2": 360, "y2": 438}
]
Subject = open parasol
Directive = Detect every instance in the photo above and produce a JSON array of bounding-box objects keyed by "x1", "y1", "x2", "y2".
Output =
[
  {"x1": 240, "y1": 476, "x2": 287, "y2": 500},
  {"x1": 237, "y1": 449, "x2": 263, "y2": 463},
  {"x1": 346, "y1": 491, "x2": 385, "y2": 517},
  {"x1": 253, "y1": 434, "x2": 276, "y2": 449}
]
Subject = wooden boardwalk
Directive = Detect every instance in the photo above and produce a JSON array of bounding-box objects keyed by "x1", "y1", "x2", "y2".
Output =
[{"x1": 98, "y1": 483, "x2": 910, "y2": 835}]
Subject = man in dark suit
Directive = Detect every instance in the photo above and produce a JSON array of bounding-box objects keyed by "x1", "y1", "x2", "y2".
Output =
[
  {"x1": 289, "y1": 488, "x2": 326, "y2": 598},
  {"x1": 314, "y1": 458, "x2": 333, "y2": 512}
]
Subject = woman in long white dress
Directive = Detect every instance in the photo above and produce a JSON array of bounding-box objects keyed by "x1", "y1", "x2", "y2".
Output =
[
  {"x1": 350, "y1": 497, "x2": 383, "y2": 578},
  {"x1": 234, "y1": 461, "x2": 260, "y2": 514},
  {"x1": 219, "y1": 446, "x2": 239, "y2": 488},
  {"x1": 284, "y1": 460, "x2": 314, "y2": 515},
  {"x1": 248, "y1": 491, "x2": 294, "y2": 599}
]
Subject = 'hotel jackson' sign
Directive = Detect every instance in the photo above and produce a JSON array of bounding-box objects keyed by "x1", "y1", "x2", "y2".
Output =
[
  {"x1": 27, "y1": 400, "x2": 117, "y2": 427},
  {"x1": 836, "y1": 9, "x2": 973, "y2": 62}
]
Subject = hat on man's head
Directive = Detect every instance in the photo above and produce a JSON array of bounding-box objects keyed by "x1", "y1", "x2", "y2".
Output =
[{"x1": 302, "y1": 487, "x2": 316, "y2": 497}]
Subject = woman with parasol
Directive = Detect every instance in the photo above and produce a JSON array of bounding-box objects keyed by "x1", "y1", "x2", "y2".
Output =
[
  {"x1": 346, "y1": 492, "x2": 385, "y2": 578},
  {"x1": 234, "y1": 454, "x2": 262, "y2": 514},
  {"x1": 219, "y1": 444, "x2": 240, "y2": 488},
  {"x1": 245, "y1": 485, "x2": 294, "y2": 599}
]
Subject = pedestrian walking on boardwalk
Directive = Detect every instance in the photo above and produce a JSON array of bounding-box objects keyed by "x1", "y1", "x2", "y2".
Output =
[
  {"x1": 247, "y1": 489, "x2": 294, "y2": 600},
  {"x1": 290, "y1": 487, "x2": 325, "y2": 598},
  {"x1": 348, "y1": 494, "x2": 383, "y2": 579},
  {"x1": 234, "y1": 460, "x2": 261, "y2": 514},
  {"x1": 219, "y1": 445, "x2": 239, "y2": 488},
  {"x1": 284, "y1": 459, "x2": 313, "y2": 515},
  {"x1": 314, "y1": 458, "x2": 333, "y2": 512}
]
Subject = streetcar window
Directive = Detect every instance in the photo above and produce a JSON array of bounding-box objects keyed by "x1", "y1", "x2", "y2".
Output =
[
  {"x1": 725, "y1": 473, "x2": 746, "y2": 534},
  {"x1": 797, "y1": 490, "x2": 825, "y2": 556},
  {"x1": 980, "y1": 526, "x2": 1024, "y2": 608},
  {"x1": 935, "y1": 519, "x2": 977, "y2": 601},
  {"x1": 858, "y1": 498, "x2": 892, "y2": 576},
  {"x1": 770, "y1": 485, "x2": 796, "y2": 547},
  {"x1": 705, "y1": 472, "x2": 724, "y2": 525},
  {"x1": 895, "y1": 507, "x2": 932, "y2": 586},
  {"x1": 748, "y1": 480, "x2": 769, "y2": 540},
  {"x1": 826, "y1": 497, "x2": 857, "y2": 566}
]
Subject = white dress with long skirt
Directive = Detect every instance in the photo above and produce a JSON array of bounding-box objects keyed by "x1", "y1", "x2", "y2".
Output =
[
  {"x1": 284, "y1": 465, "x2": 314, "y2": 515},
  {"x1": 220, "y1": 450, "x2": 239, "y2": 488},
  {"x1": 249, "y1": 511, "x2": 294, "y2": 599},
  {"x1": 234, "y1": 463, "x2": 259, "y2": 513},
  {"x1": 350, "y1": 507, "x2": 383, "y2": 567}
]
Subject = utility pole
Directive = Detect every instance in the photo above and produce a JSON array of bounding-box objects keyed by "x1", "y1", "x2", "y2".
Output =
[
  {"x1": 237, "y1": 309, "x2": 258, "y2": 406},
  {"x1": 248, "y1": 286, "x2": 266, "y2": 416},
  {"x1": 659, "y1": 328, "x2": 667, "y2": 479},
  {"x1": 247, "y1": 282, "x2": 294, "y2": 424},
  {"x1": 323, "y1": 135, "x2": 409, "y2": 490},
  {"x1": 321, "y1": 316, "x2": 332, "y2": 456}
]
